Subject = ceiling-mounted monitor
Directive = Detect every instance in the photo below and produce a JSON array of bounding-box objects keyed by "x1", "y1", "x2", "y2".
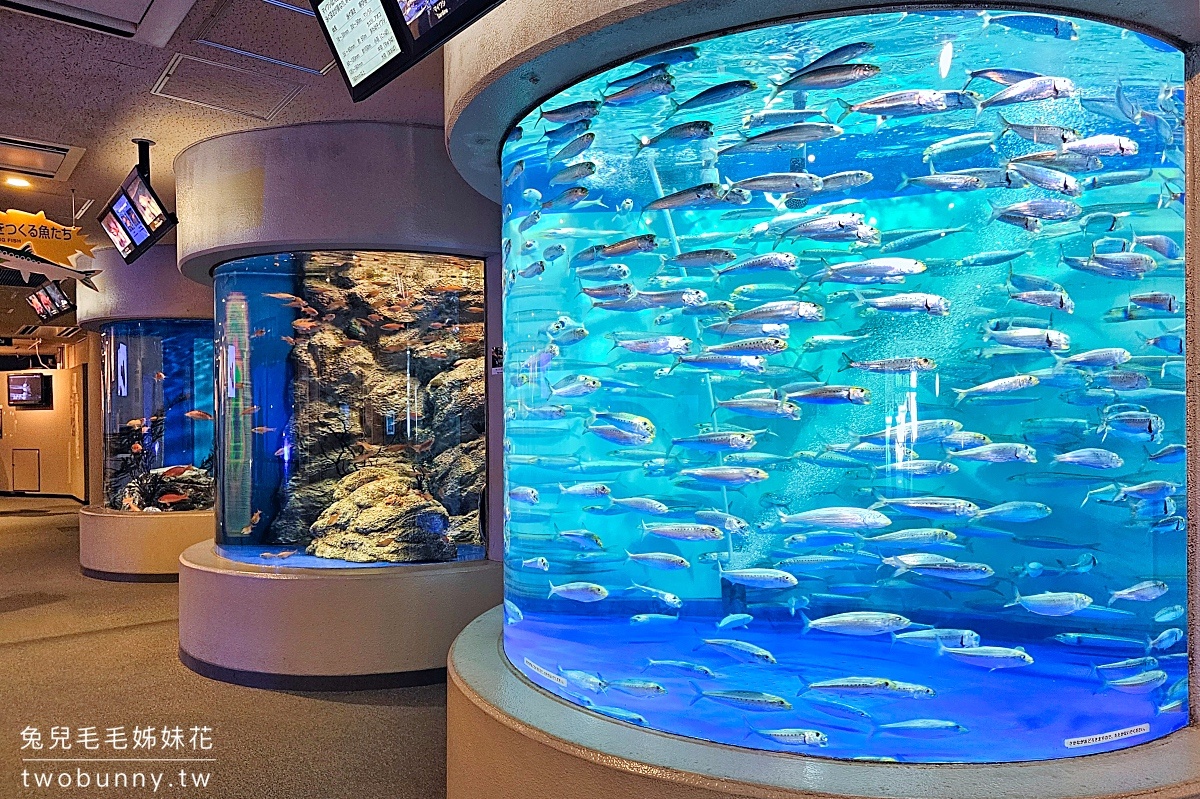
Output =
[
  {"x1": 312, "y1": 0, "x2": 507, "y2": 102},
  {"x1": 97, "y1": 144, "x2": 177, "y2": 265},
  {"x1": 25, "y1": 281, "x2": 74, "y2": 323}
]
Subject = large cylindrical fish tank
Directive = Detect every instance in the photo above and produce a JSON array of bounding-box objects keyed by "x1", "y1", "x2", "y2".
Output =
[
  {"x1": 211, "y1": 250, "x2": 488, "y2": 567},
  {"x1": 100, "y1": 320, "x2": 216, "y2": 512},
  {"x1": 499, "y1": 10, "x2": 1187, "y2": 762}
]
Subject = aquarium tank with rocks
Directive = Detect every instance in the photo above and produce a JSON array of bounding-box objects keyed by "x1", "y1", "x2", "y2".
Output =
[
  {"x1": 212, "y1": 251, "x2": 487, "y2": 567},
  {"x1": 499, "y1": 10, "x2": 1187, "y2": 762},
  {"x1": 101, "y1": 320, "x2": 216, "y2": 513}
]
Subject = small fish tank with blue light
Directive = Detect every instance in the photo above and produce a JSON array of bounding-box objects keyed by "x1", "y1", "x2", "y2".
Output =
[
  {"x1": 101, "y1": 319, "x2": 216, "y2": 512},
  {"x1": 499, "y1": 10, "x2": 1187, "y2": 762},
  {"x1": 212, "y1": 251, "x2": 487, "y2": 567}
]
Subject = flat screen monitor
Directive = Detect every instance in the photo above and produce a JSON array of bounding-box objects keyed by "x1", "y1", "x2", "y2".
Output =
[
  {"x1": 312, "y1": 0, "x2": 507, "y2": 102},
  {"x1": 123, "y1": 171, "x2": 168, "y2": 232},
  {"x1": 8, "y1": 373, "x2": 52, "y2": 408},
  {"x1": 25, "y1": 281, "x2": 75, "y2": 322},
  {"x1": 97, "y1": 166, "x2": 177, "y2": 264}
]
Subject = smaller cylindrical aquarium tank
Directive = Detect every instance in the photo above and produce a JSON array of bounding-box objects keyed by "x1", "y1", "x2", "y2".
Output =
[
  {"x1": 100, "y1": 320, "x2": 216, "y2": 512},
  {"x1": 211, "y1": 250, "x2": 487, "y2": 567},
  {"x1": 499, "y1": 10, "x2": 1187, "y2": 764}
]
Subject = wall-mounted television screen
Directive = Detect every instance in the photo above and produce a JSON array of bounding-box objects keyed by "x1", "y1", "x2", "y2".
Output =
[
  {"x1": 312, "y1": 0, "x2": 507, "y2": 102},
  {"x1": 97, "y1": 166, "x2": 177, "y2": 264},
  {"x1": 25, "y1": 281, "x2": 74, "y2": 322},
  {"x1": 8, "y1": 373, "x2": 52, "y2": 408}
]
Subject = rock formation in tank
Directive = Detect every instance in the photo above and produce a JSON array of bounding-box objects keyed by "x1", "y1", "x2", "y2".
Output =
[{"x1": 265, "y1": 251, "x2": 486, "y2": 562}]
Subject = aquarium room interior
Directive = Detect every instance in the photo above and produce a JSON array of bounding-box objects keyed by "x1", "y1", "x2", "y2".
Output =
[{"x1": 0, "y1": 0, "x2": 1197, "y2": 797}]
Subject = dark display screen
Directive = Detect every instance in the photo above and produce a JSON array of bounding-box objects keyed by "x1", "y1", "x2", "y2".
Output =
[
  {"x1": 96, "y1": 167, "x2": 177, "y2": 264},
  {"x1": 8, "y1": 373, "x2": 51, "y2": 408},
  {"x1": 123, "y1": 172, "x2": 167, "y2": 231},
  {"x1": 25, "y1": 281, "x2": 75, "y2": 322},
  {"x1": 400, "y1": 0, "x2": 468, "y2": 37},
  {"x1": 112, "y1": 194, "x2": 150, "y2": 245},
  {"x1": 312, "y1": 0, "x2": 507, "y2": 102}
]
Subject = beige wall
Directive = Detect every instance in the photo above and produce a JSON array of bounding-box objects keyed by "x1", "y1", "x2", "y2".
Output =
[
  {"x1": 0, "y1": 367, "x2": 87, "y2": 499},
  {"x1": 62, "y1": 334, "x2": 104, "y2": 504}
]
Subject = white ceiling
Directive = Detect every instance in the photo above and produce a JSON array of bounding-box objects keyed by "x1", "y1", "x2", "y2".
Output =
[{"x1": 0, "y1": 0, "x2": 446, "y2": 250}]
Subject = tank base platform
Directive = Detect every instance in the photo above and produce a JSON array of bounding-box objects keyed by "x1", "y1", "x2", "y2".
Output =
[
  {"x1": 449, "y1": 607, "x2": 1200, "y2": 799},
  {"x1": 79, "y1": 506, "x2": 215, "y2": 581},
  {"x1": 179, "y1": 542, "x2": 502, "y2": 690}
]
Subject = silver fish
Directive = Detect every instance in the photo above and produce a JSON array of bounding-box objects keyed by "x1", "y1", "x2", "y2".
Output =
[
  {"x1": 998, "y1": 114, "x2": 1077, "y2": 144},
  {"x1": 802, "y1": 610, "x2": 910, "y2": 636},
  {"x1": 1007, "y1": 162, "x2": 1080, "y2": 196},
  {"x1": 837, "y1": 352, "x2": 939, "y2": 374},
  {"x1": 667, "y1": 80, "x2": 759, "y2": 118},
  {"x1": 836, "y1": 89, "x2": 980, "y2": 121},
  {"x1": 982, "y1": 76, "x2": 1075, "y2": 109},
  {"x1": 603, "y1": 73, "x2": 675, "y2": 106}
]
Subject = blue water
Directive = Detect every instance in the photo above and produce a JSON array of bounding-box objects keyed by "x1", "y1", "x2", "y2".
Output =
[
  {"x1": 212, "y1": 252, "x2": 488, "y2": 565},
  {"x1": 218, "y1": 544, "x2": 486, "y2": 568},
  {"x1": 498, "y1": 11, "x2": 1187, "y2": 762},
  {"x1": 100, "y1": 319, "x2": 215, "y2": 511}
]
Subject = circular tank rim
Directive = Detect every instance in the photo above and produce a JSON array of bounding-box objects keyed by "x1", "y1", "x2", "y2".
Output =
[
  {"x1": 205, "y1": 247, "x2": 490, "y2": 275},
  {"x1": 187, "y1": 541, "x2": 496, "y2": 578},
  {"x1": 81, "y1": 506, "x2": 215, "y2": 519},
  {"x1": 83, "y1": 316, "x2": 215, "y2": 333},
  {"x1": 173, "y1": 121, "x2": 503, "y2": 286},
  {"x1": 171, "y1": 119, "x2": 447, "y2": 166},
  {"x1": 453, "y1": 608, "x2": 1200, "y2": 796},
  {"x1": 443, "y1": 0, "x2": 1197, "y2": 202},
  {"x1": 76, "y1": 245, "x2": 215, "y2": 330}
]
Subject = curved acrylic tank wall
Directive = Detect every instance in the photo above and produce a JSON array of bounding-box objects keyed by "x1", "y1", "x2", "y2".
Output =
[
  {"x1": 212, "y1": 250, "x2": 487, "y2": 567},
  {"x1": 499, "y1": 11, "x2": 1187, "y2": 763},
  {"x1": 100, "y1": 320, "x2": 216, "y2": 512}
]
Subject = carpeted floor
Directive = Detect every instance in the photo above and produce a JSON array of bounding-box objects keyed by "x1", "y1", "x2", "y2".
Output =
[{"x1": 0, "y1": 497, "x2": 447, "y2": 799}]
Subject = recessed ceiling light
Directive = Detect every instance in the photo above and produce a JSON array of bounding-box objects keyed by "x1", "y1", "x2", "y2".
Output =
[{"x1": 4, "y1": 177, "x2": 32, "y2": 188}]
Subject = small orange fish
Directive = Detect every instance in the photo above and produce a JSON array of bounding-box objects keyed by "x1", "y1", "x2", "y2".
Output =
[
  {"x1": 185, "y1": 410, "x2": 214, "y2": 421},
  {"x1": 301, "y1": 306, "x2": 319, "y2": 318},
  {"x1": 429, "y1": 322, "x2": 445, "y2": 330},
  {"x1": 355, "y1": 317, "x2": 375, "y2": 328},
  {"x1": 241, "y1": 406, "x2": 260, "y2": 415},
  {"x1": 411, "y1": 438, "x2": 434, "y2": 453},
  {"x1": 250, "y1": 510, "x2": 262, "y2": 525},
  {"x1": 345, "y1": 340, "x2": 364, "y2": 347},
  {"x1": 368, "y1": 313, "x2": 383, "y2": 322},
  {"x1": 126, "y1": 418, "x2": 144, "y2": 428},
  {"x1": 131, "y1": 443, "x2": 143, "y2": 454},
  {"x1": 161, "y1": 466, "x2": 189, "y2": 479},
  {"x1": 292, "y1": 320, "x2": 318, "y2": 332},
  {"x1": 251, "y1": 328, "x2": 267, "y2": 338},
  {"x1": 263, "y1": 292, "x2": 300, "y2": 301},
  {"x1": 433, "y1": 284, "x2": 466, "y2": 293},
  {"x1": 466, "y1": 306, "x2": 485, "y2": 313},
  {"x1": 153, "y1": 372, "x2": 166, "y2": 381},
  {"x1": 280, "y1": 336, "x2": 296, "y2": 345},
  {"x1": 157, "y1": 493, "x2": 189, "y2": 505},
  {"x1": 122, "y1": 495, "x2": 140, "y2": 512},
  {"x1": 322, "y1": 314, "x2": 336, "y2": 322},
  {"x1": 380, "y1": 323, "x2": 403, "y2": 331},
  {"x1": 274, "y1": 447, "x2": 287, "y2": 457},
  {"x1": 251, "y1": 426, "x2": 276, "y2": 434}
]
